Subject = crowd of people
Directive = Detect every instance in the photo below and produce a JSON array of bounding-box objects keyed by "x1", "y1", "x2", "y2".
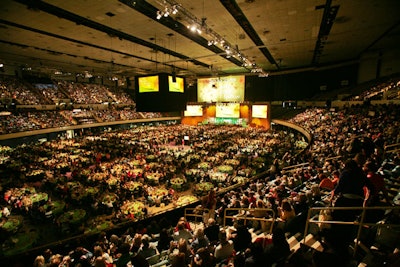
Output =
[
  {"x1": 347, "y1": 77, "x2": 400, "y2": 101},
  {"x1": 0, "y1": 76, "x2": 135, "y2": 106},
  {"x1": 0, "y1": 74, "x2": 399, "y2": 266},
  {"x1": 0, "y1": 123, "x2": 305, "y2": 262},
  {"x1": 0, "y1": 102, "x2": 397, "y2": 267}
]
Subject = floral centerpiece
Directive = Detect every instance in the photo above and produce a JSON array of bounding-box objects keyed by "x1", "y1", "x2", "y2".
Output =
[
  {"x1": 238, "y1": 168, "x2": 256, "y2": 177},
  {"x1": 194, "y1": 182, "x2": 214, "y2": 195},
  {"x1": 210, "y1": 172, "x2": 228, "y2": 182},
  {"x1": 106, "y1": 176, "x2": 119, "y2": 187},
  {"x1": 232, "y1": 176, "x2": 248, "y2": 184},
  {"x1": 224, "y1": 159, "x2": 240, "y2": 166},
  {"x1": 120, "y1": 200, "x2": 145, "y2": 219},
  {"x1": 129, "y1": 159, "x2": 145, "y2": 167},
  {"x1": 123, "y1": 181, "x2": 143, "y2": 193},
  {"x1": 89, "y1": 172, "x2": 106, "y2": 182},
  {"x1": 150, "y1": 188, "x2": 168, "y2": 198},
  {"x1": 130, "y1": 168, "x2": 144, "y2": 177},
  {"x1": 176, "y1": 195, "x2": 198, "y2": 206},
  {"x1": 198, "y1": 162, "x2": 212, "y2": 170},
  {"x1": 26, "y1": 169, "x2": 45, "y2": 180},
  {"x1": 145, "y1": 172, "x2": 162, "y2": 184},
  {"x1": 101, "y1": 193, "x2": 118, "y2": 205},
  {"x1": 146, "y1": 154, "x2": 157, "y2": 162},
  {"x1": 217, "y1": 165, "x2": 234, "y2": 174},
  {"x1": 57, "y1": 209, "x2": 86, "y2": 225}
]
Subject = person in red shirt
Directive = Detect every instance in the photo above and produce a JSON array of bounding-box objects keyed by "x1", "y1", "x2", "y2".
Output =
[
  {"x1": 363, "y1": 161, "x2": 391, "y2": 205},
  {"x1": 319, "y1": 173, "x2": 335, "y2": 191}
]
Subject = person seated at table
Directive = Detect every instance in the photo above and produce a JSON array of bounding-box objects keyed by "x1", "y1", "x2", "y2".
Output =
[
  {"x1": 231, "y1": 222, "x2": 252, "y2": 253},
  {"x1": 157, "y1": 228, "x2": 174, "y2": 252},
  {"x1": 130, "y1": 233, "x2": 143, "y2": 253},
  {"x1": 114, "y1": 243, "x2": 131, "y2": 267},
  {"x1": 138, "y1": 234, "x2": 159, "y2": 259},
  {"x1": 278, "y1": 199, "x2": 296, "y2": 222},
  {"x1": 192, "y1": 246, "x2": 216, "y2": 267},
  {"x1": 170, "y1": 252, "x2": 187, "y2": 267},
  {"x1": 174, "y1": 217, "x2": 192, "y2": 232},
  {"x1": 92, "y1": 245, "x2": 113, "y2": 267},
  {"x1": 214, "y1": 229, "x2": 234, "y2": 262},
  {"x1": 263, "y1": 228, "x2": 291, "y2": 266},
  {"x1": 93, "y1": 256, "x2": 107, "y2": 267},
  {"x1": 204, "y1": 218, "x2": 220, "y2": 244},
  {"x1": 33, "y1": 255, "x2": 45, "y2": 267},
  {"x1": 248, "y1": 199, "x2": 265, "y2": 230},
  {"x1": 293, "y1": 192, "x2": 309, "y2": 215},
  {"x1": 319, "y1": 173, "x2": 335, "y2": 191},
  {"x1": 173, "y1": 221, "x2": 193, "y2": 243},
  {"x1": 127, "y1": 251, "x2": 149, "y2": 267},
  {"x1": 331, "y1": 170, "x2": 340, "y2": 187},
  {"x1": 363, "y1": 160, "x2": 391, "y2": 205},
  {"x1": 169, "y1": 238, "x2": 192, "y2": 266},
  {"x1": 191, "y1": 228, "x2": 210, "y2": 253}
]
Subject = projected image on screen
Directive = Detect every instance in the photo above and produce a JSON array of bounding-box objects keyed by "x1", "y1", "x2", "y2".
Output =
[
  {"x1": 252, "y1": 105, "x2": 268, "y2": 118},
  {"x1": 184, "y1": 105, "x2": 203, "y2": 116},
  {"x1": 138, "y1": 76, "x2": 159, "y2": 93},
  {"x1": 216, "y1": 103, "x2": 240, "y2": 118},
  {"x1": 198, "y1": 76, "x2": 245, "y2": 102},
  {"x1": 168, "y1": 76, "x2": 184, "y2": 93}
]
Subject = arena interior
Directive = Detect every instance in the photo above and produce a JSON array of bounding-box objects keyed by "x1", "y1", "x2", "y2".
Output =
[{"x1": 0, "y1": 1, "x2": 400, "y2": 267}]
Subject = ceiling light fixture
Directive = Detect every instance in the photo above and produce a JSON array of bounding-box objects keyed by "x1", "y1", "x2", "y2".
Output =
[
  {"x1": 154, "y1": 0, "x2": 268, "y2": 76},
  {"x1": 156, "y1": 10, "x2": 162, "y2": 20},
  {"x1": 155, "y1": 0, "x2": 180, "y2": 19}
]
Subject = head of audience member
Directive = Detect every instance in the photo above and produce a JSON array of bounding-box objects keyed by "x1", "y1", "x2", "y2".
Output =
[
  {"x1": 93, "y1": 256, "x2": 107, "y2": 267},
  {"x1": 33, "y1": 255, "x2": 45, "y2": 267},
  {"x1": 171, "y1": 252, "x2": 186, "y2": 267}
]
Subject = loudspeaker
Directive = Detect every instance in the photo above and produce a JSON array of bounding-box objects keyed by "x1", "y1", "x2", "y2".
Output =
[{"x1": 172, "y1": 71, "x2": 176, "y2": 83}]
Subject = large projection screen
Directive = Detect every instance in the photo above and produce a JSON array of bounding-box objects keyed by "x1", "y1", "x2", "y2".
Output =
[
  {"x1": 216, "y1": 103, "x2": 240, "y2": 118},
  {"x1": 168, "y1": 76, "x2": 184, "y2": 93},
  {"x1": 252, "y1": 105, "x2": 268, "y2": 118},
  {"x1": 184, "y1": 105, "x2": 203, "y2": 116},
  {"x1": 138, "y1": 76, "x2": 159, "y2": 93},
  {"x1": 197, "y1": 76, "x2": 245, "y2": 102}
]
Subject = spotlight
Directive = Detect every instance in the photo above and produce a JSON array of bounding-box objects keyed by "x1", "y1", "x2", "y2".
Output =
[
  {"x1": 172, "y1": 5, "x2": 178, "y2": 14},
  {"x1": 188, "y1": 24, "x2": 201, "y2": 34},
  {"x1": 189, "y1": 25, "x2": 197, "y2": 32},
  {"x1": 156, "y1": 11, "x2": 162, "y2": 19},
  {"x1": 208, "y1": 40, "x2": 214, "y2": 46}
]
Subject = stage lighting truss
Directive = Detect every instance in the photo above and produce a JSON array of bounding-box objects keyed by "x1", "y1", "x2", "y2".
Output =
[{"x1": 154, "y1": 0, "x2": 269, "y2": 77}]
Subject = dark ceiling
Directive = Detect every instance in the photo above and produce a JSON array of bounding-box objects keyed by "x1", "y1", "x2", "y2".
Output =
[{"x1": 0, "y1": 0, "x2": 399, "y2": 80}]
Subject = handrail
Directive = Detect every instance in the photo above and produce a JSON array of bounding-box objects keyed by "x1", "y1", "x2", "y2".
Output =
[
  {"x1": 384, "y1": 143, "x2": 400, "y2": 149},
  {"x1": 223, "y1": 207, "x2": 276, "y2": 233},
  {"x1": 184, "y1": 207, "x2": 210, "y2": 227},
  {"x1": 384, "y1": 143, "x2": 400, "y2": 154},
  {"x1": 282, "y1": 162, "x2": 309, "y2": 172},
  {"x1": 304, "y1": 205, "x2": 400, "y2": 257}
]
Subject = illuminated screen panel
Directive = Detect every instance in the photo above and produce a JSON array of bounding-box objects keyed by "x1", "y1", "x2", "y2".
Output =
[
  {"x1": 252, "y1": 105, "x2": 268, "y2": 118},
  {"x1": 138, "y1": 76, "x2": 159, "y2": 93},
  {"x1": 197, "y1": 76, "x2": 245, "y2": 102},
  {"x1": 168, "y1": 76, "x2": 184, "y2": 93},
  {"x1": 184, "y1": 105, "x2": 203, "y2": 116},
  {"x1": 216, "y1": 103, "x2": 240, "y2": 118}
]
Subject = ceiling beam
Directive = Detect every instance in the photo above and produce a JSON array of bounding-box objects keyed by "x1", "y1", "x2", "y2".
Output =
[
  {"x1": 118, "y1": 0, "x2": 245, "y2": 69},
  {"x1": 219, "y1": 0, "x2": 279, "y2": 70},
  {"x1": 311, "y1": 0, "x2": 340, "y2": 65},
  {"x1": 13, "y1": 0, "x2": 211, "y2": 70}
]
